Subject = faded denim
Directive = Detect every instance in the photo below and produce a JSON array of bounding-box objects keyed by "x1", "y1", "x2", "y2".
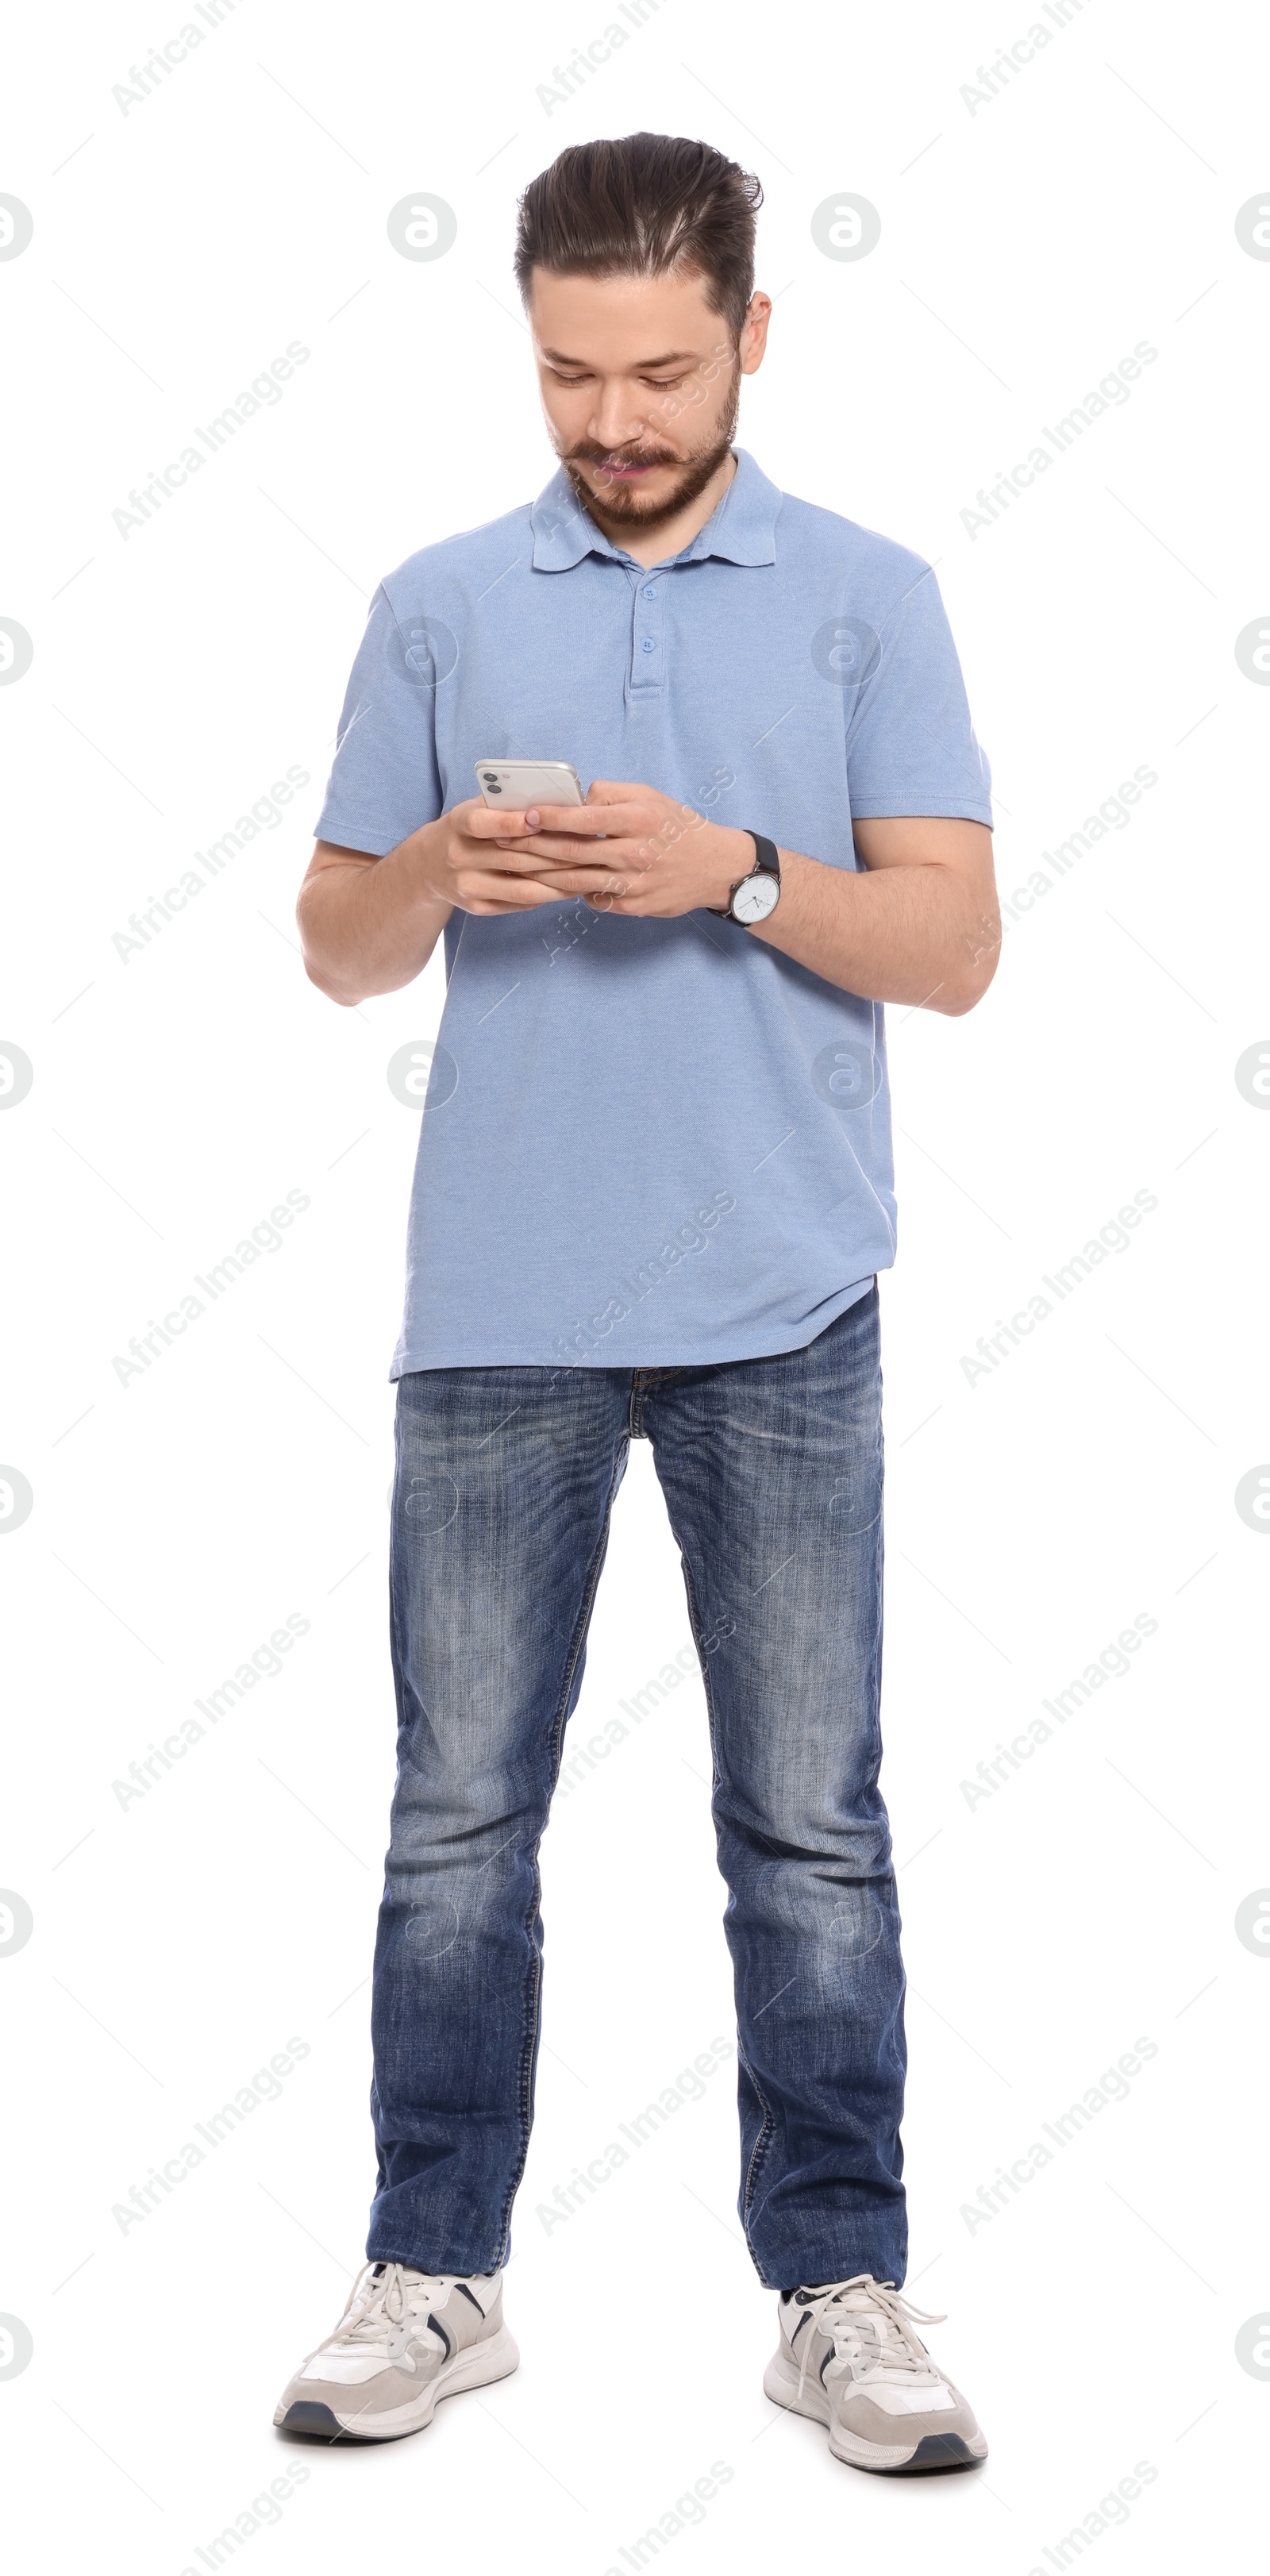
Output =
[{"x1": 368, "y1": 1284, "x2": 907, "y2": 2290}]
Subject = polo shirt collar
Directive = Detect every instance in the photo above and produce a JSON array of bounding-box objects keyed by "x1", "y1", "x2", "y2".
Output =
[{"x1": 529, "y1": 448, "x2": 779, "y2": 572}]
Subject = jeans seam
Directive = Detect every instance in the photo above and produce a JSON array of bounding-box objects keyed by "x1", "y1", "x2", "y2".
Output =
[
  {"x1": 676, "y1": 1553, "x2": 722, "y2": 1786},
  {"x1": 677, "y1": 1549, "x2": 775, "y2": 2275},
  {"x1": 737, "y1": 2033, "x2": 777, "y2": 2258},
  {"x1": 491, "y1": 1435, "x2": 630, "y2": 2264}
]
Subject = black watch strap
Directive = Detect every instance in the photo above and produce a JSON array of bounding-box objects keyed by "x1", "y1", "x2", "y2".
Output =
[{"x1": 710, "y1": 830, "x2": 781, "y2": 915}]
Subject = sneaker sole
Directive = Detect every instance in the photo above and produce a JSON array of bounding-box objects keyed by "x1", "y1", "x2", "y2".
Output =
[
  {"x1": 275, "y1": 2324, "x2": 520, "y2": 2442},
  {"x1": 763, "y1": 2351, "x2": 987, "y2": 2474}
]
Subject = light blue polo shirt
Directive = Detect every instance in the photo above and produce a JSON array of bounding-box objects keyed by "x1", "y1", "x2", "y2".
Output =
[{"x1": 314, "y1": 451, "x2": 992, "y2": 1373}]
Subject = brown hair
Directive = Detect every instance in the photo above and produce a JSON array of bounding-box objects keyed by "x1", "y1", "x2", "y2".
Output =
[{"x1": 514, "y1": 133, "x2": 763, "y2": 341}]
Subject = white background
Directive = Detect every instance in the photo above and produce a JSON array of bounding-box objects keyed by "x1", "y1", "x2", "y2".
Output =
[{"x1": 2, "y1": 0, "x2": 1268, "y2": 2567}]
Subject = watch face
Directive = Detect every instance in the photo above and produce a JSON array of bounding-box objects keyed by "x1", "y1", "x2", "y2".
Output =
[{"x1": 732, "y1": 869, "x2": 779, "y2": 925}]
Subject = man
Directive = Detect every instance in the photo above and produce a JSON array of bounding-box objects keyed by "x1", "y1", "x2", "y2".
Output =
[{"x1": 275, "y1": 132, "x2": 999, "y2": 2475}]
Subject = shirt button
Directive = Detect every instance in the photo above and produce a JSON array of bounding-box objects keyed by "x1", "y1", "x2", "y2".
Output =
[
  {"x1": 641, "y1": 637, "x2": 656, "y2": 653},
  {"x1": 641, "y1": 584, "x2": 657, "y2": 598}
]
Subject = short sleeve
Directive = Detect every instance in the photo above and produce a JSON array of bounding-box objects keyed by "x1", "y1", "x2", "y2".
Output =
[
  {"x1": 313, "y1": 584, "x2": 445, "y2": 857},
  {"x1": 845, "y1": 563, "x2": 992, "y2": 826}
]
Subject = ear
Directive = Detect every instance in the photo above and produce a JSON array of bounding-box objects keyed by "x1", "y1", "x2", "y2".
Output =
[{"x1": 741, "y1": 292, "x2": 772, "y2": 375}]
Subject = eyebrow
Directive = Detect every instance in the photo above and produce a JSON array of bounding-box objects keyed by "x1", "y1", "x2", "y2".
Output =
[{"x1": 539, "y1": 347, "x2": 700, "y2": 369}]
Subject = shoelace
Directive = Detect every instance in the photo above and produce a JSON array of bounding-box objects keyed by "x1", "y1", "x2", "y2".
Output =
[
  {"x1": 329, "y1": 2262, "x2": 468, "y2": 2357},
  {"x1": 791, "y1": 2276, "x2": 948, "y2": 2404}
]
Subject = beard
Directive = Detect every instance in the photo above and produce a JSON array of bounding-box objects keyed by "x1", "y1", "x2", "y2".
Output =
[{"x1": 560, "y1": 367, "x2": 741, "y2": 532}]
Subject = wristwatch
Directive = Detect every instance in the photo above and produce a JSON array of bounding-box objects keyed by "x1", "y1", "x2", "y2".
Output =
[{"x1": 714, "y1": 830, "x2": 782, "y2": 926}]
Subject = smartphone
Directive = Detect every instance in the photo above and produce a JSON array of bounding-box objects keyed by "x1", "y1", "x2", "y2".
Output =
[{"x1": 475, "y1": 758, "x2": 584, "y2": 808}]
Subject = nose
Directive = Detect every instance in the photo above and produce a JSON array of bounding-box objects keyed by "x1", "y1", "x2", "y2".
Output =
[{"x1": 588, "y1": 385, "x2": 650, "y2": 452}]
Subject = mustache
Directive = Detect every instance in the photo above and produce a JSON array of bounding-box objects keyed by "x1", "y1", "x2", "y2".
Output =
[{"x1": 566, "y1": 441, "x2": 679, "y2": 469}]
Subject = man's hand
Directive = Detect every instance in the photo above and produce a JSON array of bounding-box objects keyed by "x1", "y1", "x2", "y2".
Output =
[
  {"x1": 294, "y1": 795, "x2": 573, "y2": 1004},
  {"x1": 429, "y1": 795, "x2": 583, "y2": 914},
  {"x1": 480, "y1": 779, "x2": 751, "y2": 917}
]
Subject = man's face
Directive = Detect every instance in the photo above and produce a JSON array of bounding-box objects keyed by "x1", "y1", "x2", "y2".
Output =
[{"x1": 527, "y1": 267, "x2": 769, "y2": 534}]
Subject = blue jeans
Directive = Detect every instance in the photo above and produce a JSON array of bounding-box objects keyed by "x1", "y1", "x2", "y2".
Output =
[{"x1": 368, "y1": 1284, "x2": 907, "y2": 2291}]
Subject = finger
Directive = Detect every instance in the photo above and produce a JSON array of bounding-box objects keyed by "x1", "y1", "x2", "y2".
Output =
[
  {"x1": 527, "y1": 803, "x2": 617, "y2": 837},
  {"x1": 585, "y1": 779, "x2": 648, "y2": 805},
  {"x1": 466, "y1": 806, "x2": 530, "y2": 839},
  {"x1": 493, "y1": 827, "x2": 602, "y2": 850},
  {"x1": 460, "y1": 855, "x2": 553, "y2": 886},
  {"x1": 461, "y1": 896, "x2": 555, "y2": 914},
  {"x1": 454, "y1": 872, "x2": 564, "y2": 910},
  {"x1": 560, "y1": 804, "x2": 671, "y2": 845},
  {"x1": 481, "y1": 829, "x2": 621, "y2": 860},
  {"x1": 509, "y1": 834, "x2": 654, "y2": 867},
  {"x1": 522, "y1": 867, "x2": 633, "y2": 899},
  {"x1": 588, "y1": 780, "x2": 697, "y2": 828}
]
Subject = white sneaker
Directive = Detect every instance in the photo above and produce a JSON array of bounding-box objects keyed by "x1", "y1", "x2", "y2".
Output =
[
  {"x1": 764, "y1": 2276, "x2": 987, "y2": 2474},
  {"x1": 274, "y1": 2261, "x2": 518, "y2": 2441}
]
